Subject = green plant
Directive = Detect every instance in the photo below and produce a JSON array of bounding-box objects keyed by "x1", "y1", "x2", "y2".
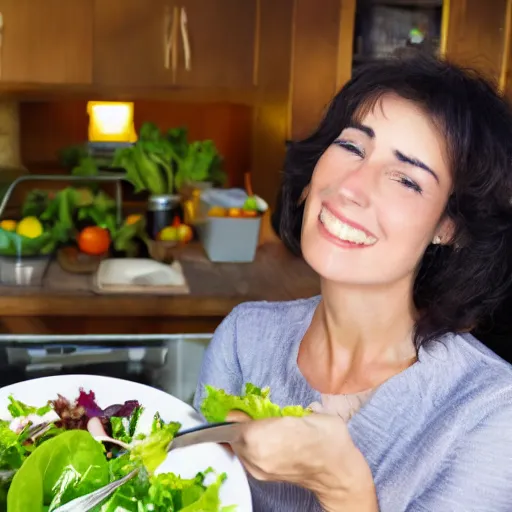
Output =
[{"x1": 113, "y1": 122, "x2": 226, "y2": 195}]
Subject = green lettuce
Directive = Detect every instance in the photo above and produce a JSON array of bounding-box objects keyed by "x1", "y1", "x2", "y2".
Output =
[
  {"x1": 4, "y1": 397, "x2": 232, "y2": 512},
  {"x1": 7, "y1": 429, "x2": 109, "y2": 512},
  {"x1": 201, "y1": 383, "x2": 311, "y2": 423},
  {"x1": 7, "y1": 396, "x2": 52, "y2": 418},
  {"x1": 130, "y1": 421, "x2": 181, "y2": 474},
  {"x1": 99, "y1": 458, "x2": 233, "y2": 512}
]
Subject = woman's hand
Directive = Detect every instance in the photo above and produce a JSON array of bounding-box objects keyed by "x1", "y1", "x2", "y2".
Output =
[{"x1": 226, "y1": 411, "x2": 379, "y2": 512}]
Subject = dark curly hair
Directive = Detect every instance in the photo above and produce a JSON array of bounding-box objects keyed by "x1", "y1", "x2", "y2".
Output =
[{"x1": 275, "y1": 53, "x2": 512, "y2": 348}]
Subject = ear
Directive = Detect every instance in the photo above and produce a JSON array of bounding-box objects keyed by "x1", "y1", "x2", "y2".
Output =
[
  {"x1": 433, "y1": 216, "x2": 455, "y2": 245},
  {"x1": 298, "y1": 184, "x2": 311, "y2": 205}
]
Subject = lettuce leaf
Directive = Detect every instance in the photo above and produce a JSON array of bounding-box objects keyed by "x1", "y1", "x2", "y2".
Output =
[
  {"x1": 6, "y1": 430, "x2": 109, "y2": 512},
  {"x1": 129, "y1": 421, "x2": 181, "y2": 474},
  {"x1": 99, "y1": 458, "x2": 230, "y2": 512},
  {"x1": 7, "y1": 396, "x2": 52, "y2": 418},
  {"x1": 200, "y1": 383, "x2": 311, "y2": 423},
  {"x1": 0, "y1": 421, "x2": 26, "y2": 471}
]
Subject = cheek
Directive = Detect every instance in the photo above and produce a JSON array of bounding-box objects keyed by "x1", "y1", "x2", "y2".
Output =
[
  {"x1": 309, "y1": 148, "x2": 346, "y2": 192},
  {"x1": 382, "y1": 198, "x2": 445, "y2": 250}
]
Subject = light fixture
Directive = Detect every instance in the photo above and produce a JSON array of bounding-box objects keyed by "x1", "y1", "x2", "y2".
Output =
[{"x1": 87, "y1": 101, "x2": 137, "y2": 143}]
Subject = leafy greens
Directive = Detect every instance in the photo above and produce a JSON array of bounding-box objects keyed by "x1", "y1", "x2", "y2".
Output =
[
  {"x1": 1, "y1": 390, "x2": 233, "y2": 512},
  {"x1": 201, "y1": 383, "x2": 311, "y2": 423}
]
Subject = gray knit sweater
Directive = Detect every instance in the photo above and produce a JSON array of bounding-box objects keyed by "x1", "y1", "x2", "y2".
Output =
[{"x1": 193, "y1": 297, "x2": 512, "y2": 512}]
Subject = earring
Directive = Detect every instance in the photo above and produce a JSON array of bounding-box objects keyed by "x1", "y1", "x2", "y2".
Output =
[{"x1": 432, "y1": 235, "x2": 442, "y2": 245}]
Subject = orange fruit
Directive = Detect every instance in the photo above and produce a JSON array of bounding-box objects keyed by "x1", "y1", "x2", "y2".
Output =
[
  {"x1": 227, "y1": 207, "x2": 243, "y2": 217},
  {"x1": 208, "y1": 206, "x2": 226, "y2": 217},
  {"x1": 78, "y1": 226, "x2": 111, "y2": 255},
  {"x1": 125, "y1": 214, "x2": 142, "y2": 225}
]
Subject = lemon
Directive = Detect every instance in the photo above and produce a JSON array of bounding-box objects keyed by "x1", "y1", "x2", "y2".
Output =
[
  {"x1": 158, "y1": 226, "x2": 178, "y2": 241},
  {"x1": 16, "y1": 217, "x2": 43, "y2": 239},
  {"x1": 0, "y1": 220, "x2": 17, "y2": 232}
]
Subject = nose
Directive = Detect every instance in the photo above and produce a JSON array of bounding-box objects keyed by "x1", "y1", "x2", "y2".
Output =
[{"x1": 336, "y1": 161, "x2": 375, "y2": 208}]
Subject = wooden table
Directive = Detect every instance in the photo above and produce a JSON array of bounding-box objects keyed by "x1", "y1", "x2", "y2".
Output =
[{"x1": 0, "y1": 243, "x2": 320, "y2": 335}]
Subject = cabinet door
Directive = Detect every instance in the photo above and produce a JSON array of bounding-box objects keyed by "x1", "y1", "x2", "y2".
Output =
[
  {"x1": 175, "y1": 0, "x2": 257, "y2": 88},
  {"x1": 444, "y1": 0, "x2": 507, "y2": 82},
  {"x1": 94, "y1": 0, "x2": 173, "y2": 87},
  {"x1": 0, "y1": 0, "x2": 93, "y2": 84}
]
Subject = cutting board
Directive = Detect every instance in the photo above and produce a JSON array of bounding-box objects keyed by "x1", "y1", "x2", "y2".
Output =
[{"x1": 92, "y1": 258, "x2": 190, "y2": 295}]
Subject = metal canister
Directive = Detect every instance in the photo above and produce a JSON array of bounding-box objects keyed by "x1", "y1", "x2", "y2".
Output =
[{"x1": 146, "y1": 194, "x2": 180, "y2": 240}]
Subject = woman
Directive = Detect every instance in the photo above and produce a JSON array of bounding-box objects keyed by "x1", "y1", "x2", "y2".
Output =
[{"x1": 194, "y1": 54, "x2": 512, "y2": 511}]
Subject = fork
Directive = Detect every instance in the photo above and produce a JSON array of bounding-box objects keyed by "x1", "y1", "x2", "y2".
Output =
[
  {"x1": 53, "y1": 469, "x2": 139, "y2": 512},
  {"x1": 0, "y1": 421, "x2": 57, "y2": 481},
  {"x1": 53, "y1": 421, "x2": 243, "y2": 512}
]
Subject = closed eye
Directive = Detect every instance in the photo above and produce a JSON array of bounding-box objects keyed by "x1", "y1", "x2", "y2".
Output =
[
  {"x1": 333, "y1": 139, "x2": 365, "y2": 157},
  {"x1": 388, "y1": 171, "x2": 423, "y2": 194}
]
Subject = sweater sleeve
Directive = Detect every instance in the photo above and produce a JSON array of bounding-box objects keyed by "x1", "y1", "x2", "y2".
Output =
[
  {"x1": 192, "y1": 306, "x2": 243, "y2": 415},
  {"x1": 408, "y1": 401, "x2": 512, "y2": 512}
]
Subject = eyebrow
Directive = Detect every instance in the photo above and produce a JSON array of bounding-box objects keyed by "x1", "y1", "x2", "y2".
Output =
[
  {"x1": 347, "y1": 123, "x2": 375, "y2": 138},
  {"x1": 394, "y1": 150, "x2": 439, "y2": 183},
  {"x1": 345, "y1": 123, "x2": 439, "y2": 183}
]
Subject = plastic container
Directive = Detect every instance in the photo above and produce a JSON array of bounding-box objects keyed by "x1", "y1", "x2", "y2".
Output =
[
  {"x1": 0, "y1": 254, "x2": 52, "y2": 286},
  {"x1": 197, "y1": 215, "x2": 261, "y2": 262},
  {"x1": 195, "y1": 189, "x2": 267, "y2": 263}
]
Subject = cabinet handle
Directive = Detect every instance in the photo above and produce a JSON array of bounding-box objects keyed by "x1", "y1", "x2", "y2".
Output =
[
  {"x1": 163, "y1": 6, "x2": 173, "y2": 70},
  {"x1": 180, "y1": 7, "x2": 191, "y2": 71},
  {"x1": 171, "y1": 6, "x2": 180, "y2": 80},
  {"x1": 0, "y1": 13, "x2": 4, "y2": 79}
]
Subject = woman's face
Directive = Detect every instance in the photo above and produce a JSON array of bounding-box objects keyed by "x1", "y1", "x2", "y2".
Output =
[{"x1": 301, "y1": 94, "x2": 453, "y2": 286}]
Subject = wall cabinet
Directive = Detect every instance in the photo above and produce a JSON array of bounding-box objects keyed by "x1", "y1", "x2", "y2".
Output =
[
  {"x1": 0, "y1": 0, "x2": 93, "y2": 85},
  {"x1": 94, "y1": 0, "x2": 256, "y2": 89}
]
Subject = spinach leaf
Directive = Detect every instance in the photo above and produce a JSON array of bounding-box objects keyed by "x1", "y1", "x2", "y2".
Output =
[{"x1": 7, "y1": 430, "x2": 109, "y2": 512}]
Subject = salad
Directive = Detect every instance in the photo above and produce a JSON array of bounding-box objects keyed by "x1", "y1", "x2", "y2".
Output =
[
  {"x1": 200, "y1": 383, "x2": 311, "y2": 423},
  {"x1": 0, "y1": 389, "x2": 234, "y2": 512}
]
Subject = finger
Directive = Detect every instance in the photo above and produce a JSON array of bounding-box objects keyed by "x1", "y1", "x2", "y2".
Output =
[
  {"x1": 220, "y1": 442, "x2": 235, "y2": 455},
  {"x1": 235, "y1": 452, "x2": 271, "y2": 482},
  {"x1": 226, "y1": 410, "x2": 251, "y2": 422}
]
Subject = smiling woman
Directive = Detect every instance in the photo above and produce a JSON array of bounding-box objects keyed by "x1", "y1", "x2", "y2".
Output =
[{"x1": 194, "y1": 54, "x2": 512, "y2": 512}]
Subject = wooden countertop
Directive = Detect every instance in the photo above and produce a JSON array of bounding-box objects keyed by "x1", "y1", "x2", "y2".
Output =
[{"x1": 0, "y1": 243, "x2": 320, "y2": 318}]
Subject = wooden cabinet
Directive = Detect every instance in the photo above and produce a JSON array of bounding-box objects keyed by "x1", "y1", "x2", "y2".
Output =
[
  {"x1": 94, "y1": 0, "x2": 256, "y2": 89},
  {"x1": 0, "y1": 0, "x2": 93, "y2": 84},
  {"x1": 173, "y1": 0, "x2": 257, "y2": 88},
  {"x1": 94, "y1": 0, "x2": 172, "y2": 87},
  {"x1": 443, "y1": 0, "x2": 508, "y2": 82}
]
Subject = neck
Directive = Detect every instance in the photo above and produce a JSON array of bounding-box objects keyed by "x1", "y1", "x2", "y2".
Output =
[{"x1": 317, "y1": 277, "x2": 417, "y2": 362}]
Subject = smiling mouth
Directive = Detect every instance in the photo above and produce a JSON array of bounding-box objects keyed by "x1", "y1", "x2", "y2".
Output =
[{"x1": 318, "y1": 207, "x2": 377, "y2": 246}]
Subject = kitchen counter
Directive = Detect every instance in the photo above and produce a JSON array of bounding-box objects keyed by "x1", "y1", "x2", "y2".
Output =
[{"x1": 0, "y1": 242, "x2": 320, "y2": 335}]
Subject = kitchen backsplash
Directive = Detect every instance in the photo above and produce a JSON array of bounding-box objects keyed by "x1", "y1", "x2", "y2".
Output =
[{"x1": 19, "y1": 100, "x2": 252, "y2": 188}]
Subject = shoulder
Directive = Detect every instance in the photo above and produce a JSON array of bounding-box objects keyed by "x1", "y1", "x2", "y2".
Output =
[
  {"x1": 422, "y1": 331, "x2": 512, "y2": 418},
  {"x1": 227, "y1": 295, "x2": 321, "y2": 329},
  {"x1": 209, "y1": 295, "x2": 320, "y2": 353}
]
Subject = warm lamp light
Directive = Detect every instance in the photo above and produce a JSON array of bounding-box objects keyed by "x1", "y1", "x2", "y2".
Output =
[{"x1": 87, "y1": 101, "x2": 137, "y2": 143}]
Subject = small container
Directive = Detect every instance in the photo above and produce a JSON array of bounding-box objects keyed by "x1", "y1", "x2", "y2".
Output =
[
  {"x1": 0, "y1": 254, "x2": 52, "y2": 286},
  {"x1": 195, "y1": 189, "x2": 268, "y2": 263},
  {"x1": 197, "y1": 215, "x2": 261, "y2": 262},
  {"x1": 145, "y1": 194, "x2": 181, "y2": 240}
]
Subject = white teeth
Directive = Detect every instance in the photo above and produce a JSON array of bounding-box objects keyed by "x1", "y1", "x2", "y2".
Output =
[{"x1": 319, "y1": 208, "x2": 376, "y2": 245}]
